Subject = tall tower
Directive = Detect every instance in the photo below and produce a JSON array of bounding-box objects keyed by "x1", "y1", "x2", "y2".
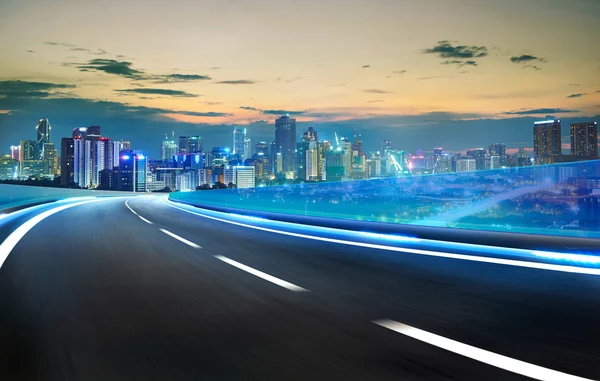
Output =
[
  {"x1": 233, "y1": 127, "x2": 247, "y2": 159},
  {"x1": 274, "y1": 115, "x2": 296, "y2": 176},
  {"x1": 36, "y1": 118, "x2": 51, "y2": 159},
  {"x1": 533, "y1": 119, "x2": 561, "y2": 164},
  {"x1": 570, "y1": 122, "x2": 598, "y2": 157}
]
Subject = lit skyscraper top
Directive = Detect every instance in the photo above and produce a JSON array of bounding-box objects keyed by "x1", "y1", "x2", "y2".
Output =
[
  {"x1": 233, "y1": 127, "x2": 247, "y2": 159},
  {"x1": 36, "y1": 118, "x2": 51, "y2": 160}
]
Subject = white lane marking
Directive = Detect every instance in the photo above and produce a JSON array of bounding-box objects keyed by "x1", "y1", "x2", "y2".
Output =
[
  {"x1": 0, "y1": 199, "x2": 101, "y2": 269},
  {"x1": 214, "y1": 255, "x2": 308, "y2": 292},
  {"x1": 373, "y1": 319, "x2": 593, "y2": 381},
  {"x1": 125, "y1": 199, "x2": 153, "y2": 224},
  {"x1": 162, "y1": 199, "x2": 600, "y2": 276},
  {"x1": 159, "y1": 228, "x2": 202, "y2": 249}
]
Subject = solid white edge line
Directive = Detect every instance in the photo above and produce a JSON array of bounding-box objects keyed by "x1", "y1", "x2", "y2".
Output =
[
  {"x1": 373, "y1": 319, "x2": 593, "y2": 381},
  {"x1": 125, "y1": 199, "x2": 153, "y2": 224},
  {"x1": 162, "y1": 199, "x2": 600, "y2": 276},
  {"x1": 214, "y1": 255, "x2": 308, "y2": 292},
  {"x1": 159, "y1": 228, "x2": 202, "y2": 249},
  {"x1": 0, "y1": 199, "x2": 101, "y2": 269}
]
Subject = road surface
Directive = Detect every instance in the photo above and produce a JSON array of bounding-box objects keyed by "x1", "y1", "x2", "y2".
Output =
[{"x1": 0, "y1": 195, "x2": 598, "y2": 380}]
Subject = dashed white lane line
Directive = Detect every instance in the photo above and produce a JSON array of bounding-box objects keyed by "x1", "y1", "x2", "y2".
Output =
[
  {"x1": 125, "y1": 199, "x2": 153, "y2": 224},
  {"x1": 373, "y1": 319, "x2": 594, "y2": 381},
  {"x1": 160, "y1": 228, "x2": 202, "y2": 249},
  {"x1": 0, "y1": 199, "x2": 101, "y2": 269},
  {"x1": 213, "y1": 255, "x2": 309, "y2": 292},
  {"x1": 162, "y1": 198, "x2": 600, "y2": 276}
]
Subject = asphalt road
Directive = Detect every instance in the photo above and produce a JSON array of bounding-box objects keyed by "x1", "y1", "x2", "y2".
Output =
[{"x1": 0, "y1": 195, "x2": 599, "y2": 381}]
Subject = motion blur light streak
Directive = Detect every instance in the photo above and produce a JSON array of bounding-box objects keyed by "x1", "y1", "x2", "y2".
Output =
[
  {"x1": 0, "y1": 198, "x2": 101, "y2": 269},
  {"x1": 532, "y1": 251, "x2": 600, "y2": 265},
  {"x1": 373, "y1": 319, "x2": 594, "y2": 381},
  {"x1": 164, "y1": 199, "x2": 600, "y2": 276},
  {"x1": 214, "y1": 255, "x2": 309, "y2": 292},
  {"x1": 357, "y1": 232, "x2": 420, "y2": 243}
]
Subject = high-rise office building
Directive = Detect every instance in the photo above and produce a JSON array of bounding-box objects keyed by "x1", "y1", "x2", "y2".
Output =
[
  {"x1": 117, "y1": 150, "x2": 147, "y2": 192},
  {"x1": 224, "y1": 166, "x2": 255, "y2": 188},
  {"x1": 178, "y1": 136, "x2": 203, "y2": 154},
  {"x1": 297, "y1": 127, "x2": 319, "y2": 180},
  {"x1": 36, "y1": 118, "x2": 51, "y2": 160},
  {"x1": 466, "y1": 148, "x2": 486, "y2": 171},
  {"x1": 20, "y1": 140, "x2": 38, "y2": 161},
  {"x1": 570, "y1": 122, "x2": 598, "y2": 157},
  {"x1": 533, "y1": 119, "x2": 561, "y2": 164},
  {"x1": 274, "y1": 115, "x2": 296, "y2": 177},
  {"x1": 19, "y1": 140, "x2": 44, "y2": 177},
  {"x1": 211, "y1": 147, "x2": 230, "y2": 167},
  {"x1": 188, "y1": 136, "x2": 203, "y2": 153},
  {"x1": 326, "y1": 149, "x2": 345, "y2": 182},
  {"x1": 10, "y1": 145, "x2": 20, "y2": 161},
  {"x1": 43, "y1": 142, "x2": 58, "y2": 175},
  {"x1": 433, "y1": 153, "x2": 453, "y2": 174},
  {"x1": 61, "y1": 138, "x2": 75, "y2": 186},
  {"x1": 72, "y1": 126, "x2": 114, "y2": 188},
  {"x1": 161, "y1": 139, "x2": 178, "y2": 163},
  {"x1": 456, "y1": 158, "x2": 477, "y2": 172},
  {"x1": 0, "y1": 155, "x2": 19, "y2": 180},
  {"x1": 233, "y1": 127, "x2": 247, "y2": 159}
]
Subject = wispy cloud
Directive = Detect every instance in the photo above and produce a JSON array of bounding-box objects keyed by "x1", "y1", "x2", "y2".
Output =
[
  {"x1": 73, "y1": 58, "x2": 143, "y2": 78},
  {"x1": 239, "y1": 106, "x2": 306, "y2": 115},
  {"x1": 363, "y1": 89, "x2": 392, "y2": 94},
  {"x1": 442, "y1": 59, "x2": 477, "y2": 67},
  {"x1": 26, "y1": 50, "x2": 35, "y2": 53},
  {"x1": 424, "y1": 40, "x2": 488, "y2": 58},
  {"x1": 503, "y1": 108, "x2": 578, "y2": 115},
  {"x1": 393, "y1": 70, "x2": 407, "y2": 75},
  {"x1": 566, "y1": 93, "x2": 586, "y2": 98},
  {"x1": 510, "y1": 54, "x2": 546, "y2": 64},
  {"x1": 367, "y1": 100, "x2": 384, "y2": 103},
  {"x1": 205, "y1": 101, "x2": 223, "y2": 105},
  {"x1": 0, "y1": 80, "x2": 75, "y2": 99},
  {"x1": 215, "y1": 80, "x2": 256, "y2": 85},
  {"x1": 115, "y1": 88, "x2": 200, "y2": 97},
  {"x1": 44, "y1": 41, "x2": 74, "y2": 47},
  {"x1": 362, "y1": 65, "x2": 370, "y2": 69},
  {"x1": 152, "y1": 73, "x2": 212, "y2": 83}
]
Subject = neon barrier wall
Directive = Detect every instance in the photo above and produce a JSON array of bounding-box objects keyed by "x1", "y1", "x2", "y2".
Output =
[
  {"x1": 0, "y1": 184, "x2": 139, "y2": 211},
  {"x1": 169, "y1": 160, "x2": 600, "y2": 239}
]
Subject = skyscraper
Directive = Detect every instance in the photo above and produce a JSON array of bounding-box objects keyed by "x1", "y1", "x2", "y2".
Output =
[
  {"x1": 466, "y1": 148, "x2": 486, "y2": 171},
  {"x1": 10, "y1": 145, "x2": 20, "y2": 161},
  {"x1": 297, "y1": 127, "x2": 319, "y2": 180},
  {"x1": 36, "y1": 118, "x2": 51, "y2": 160},
  {"x1": 274, "y1": 115, "x2": 296, "y2": 177},
  {"x1": 72, "y1": 126, "x2": 114, "y2": 188},
  {"x1": 61, "y1": 137, "x2": 75, "y2": 186},
  {"x1": 117, "y1": 150, "x2": 147, "y2": 192},
  {"x1": 161, "y1": 139, "x2": 178, "y2": 163},
  {"x1": 570, "y1": 122, "x2": 598, "y2": 157},
  {"x1": 233, "y1": 127, "x2": 247, "y2": 159},
  {"x1": 43, "y1": 142, "x2": 58, "y2": 176},
  {"x1": 533, "y1": 119, "x2": 561, "y2": 164},
  {"x1": 20, "y1": 140, "x2": 38, "y2": 161},
  {"x1": 178, "y1": 136, "x2": 203, "y2": 154}
]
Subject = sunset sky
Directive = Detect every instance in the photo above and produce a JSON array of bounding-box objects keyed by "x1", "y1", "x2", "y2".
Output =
[{"x1": 1, "y1": 0, "x2": 599, "y2": 156}]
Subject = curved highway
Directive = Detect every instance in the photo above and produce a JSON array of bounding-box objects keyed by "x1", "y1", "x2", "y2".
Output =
[{"x1": 0, "y1": 195, "x2": 599, "y2": 380}]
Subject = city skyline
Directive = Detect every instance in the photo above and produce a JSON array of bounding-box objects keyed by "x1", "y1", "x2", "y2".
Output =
[{"x1": 1, "y1": 0, "x2": 599, "y2": 156}]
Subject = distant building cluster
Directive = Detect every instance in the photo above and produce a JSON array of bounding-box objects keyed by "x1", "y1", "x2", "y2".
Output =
[{"x1": 1, "y1": 116, "x2": 598, "y2": 192}]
